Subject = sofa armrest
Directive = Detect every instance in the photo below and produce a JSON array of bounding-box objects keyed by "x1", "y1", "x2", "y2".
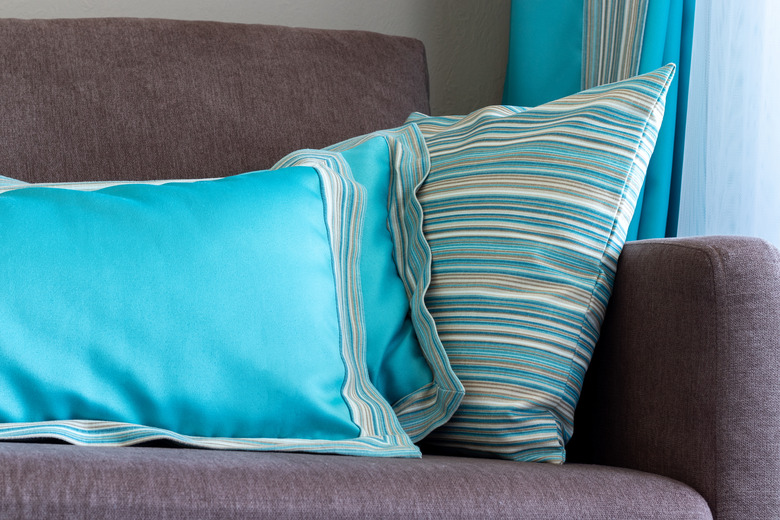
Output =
[{"x1": 569, "y1": 236, "x2": 780, "y2": 519}]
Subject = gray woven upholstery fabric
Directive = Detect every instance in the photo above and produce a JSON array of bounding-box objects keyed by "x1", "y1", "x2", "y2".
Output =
[
  {"x1": 0, "y1": 17, "x2": 430, "y2": 183},
  {"x1": 569, "y1": 236, "x2": 780, "y2": 519},
  {"x1": 0, "y1": 443, "x2": 710, "y2": 519}
]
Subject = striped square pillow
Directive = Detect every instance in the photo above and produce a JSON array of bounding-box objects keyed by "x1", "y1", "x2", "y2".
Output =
[{"x1": 411, "y1": 64, "x2": 676, "y2": 462}]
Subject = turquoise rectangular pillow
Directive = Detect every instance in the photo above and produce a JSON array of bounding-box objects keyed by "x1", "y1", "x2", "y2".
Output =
[
  {"x1": 406, "y1": 65, "x2": 676, "y2": 462},
  {"x1": 274, "y1": 126, "x2": 464, "y2": 442},
  {"x1": 0, "y1": 164, "x2": 419, "y2": 457}
]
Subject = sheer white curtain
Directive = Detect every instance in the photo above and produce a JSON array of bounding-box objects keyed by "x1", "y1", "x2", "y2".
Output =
[{"x1": 678, "y1": 0, "x2": 780, "y2": 247}]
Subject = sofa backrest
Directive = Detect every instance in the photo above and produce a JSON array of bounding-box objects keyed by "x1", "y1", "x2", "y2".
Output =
[{"x1": 0, "y1": 18, "x2": 430, "y2": 183}]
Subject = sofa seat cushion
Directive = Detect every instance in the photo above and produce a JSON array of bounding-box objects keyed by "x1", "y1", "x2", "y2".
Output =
[{"x1": 0, "y1": 443, "x2": 711, "y2": 519}]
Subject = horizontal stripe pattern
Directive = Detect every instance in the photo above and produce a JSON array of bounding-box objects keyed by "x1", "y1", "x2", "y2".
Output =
[
  {"x1": 0, "y1": 177, "x2": 219, "y2": 191},
  {"x1": 0, "y1": 175, "x2": 26, "y2": 187},
  {"x1": 0, "y1": 166, "x2": 420, "y2": 457},
  {"x1": 413, "y1": 65, "x2": 675, "y2": 462}
]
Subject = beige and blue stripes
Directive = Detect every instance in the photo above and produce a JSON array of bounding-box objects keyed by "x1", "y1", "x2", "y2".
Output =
[
  {"x1": 407, "y1": 105, "x2": 530, "y2": 134},
  {"x1": 0, "y1": 166, "x2": 420, "y2": 458},
  {"x1": 278, "y1": 126, "x2": 465, "y2": 442},
  {"x1": 412, "y1": 65, "x2": 675, "y2": 462},
  {"x1": 583, "y1": 0, "x2": 649, "y2": 90},
  {"x1": 0, "y1": 175, "x2": 27, "y2": 188}
]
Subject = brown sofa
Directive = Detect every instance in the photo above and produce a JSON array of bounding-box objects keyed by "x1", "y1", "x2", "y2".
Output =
[{"x1": 0, "y1": 17, "x2": 777, "y2": 519}]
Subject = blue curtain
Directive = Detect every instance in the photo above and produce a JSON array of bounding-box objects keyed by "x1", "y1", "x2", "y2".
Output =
[{"x1": 503, "y1": 0, "x2": 695, "y2": 240}]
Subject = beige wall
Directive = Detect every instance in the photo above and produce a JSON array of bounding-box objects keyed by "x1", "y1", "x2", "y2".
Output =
[{"x1": 0, "y1": 0, "x2": 510, "y2": 115}]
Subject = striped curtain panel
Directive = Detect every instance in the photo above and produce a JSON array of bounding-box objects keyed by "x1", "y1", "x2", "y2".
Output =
[{"x1": 503, "y1": 0, "x2": 695, "y2": 240}]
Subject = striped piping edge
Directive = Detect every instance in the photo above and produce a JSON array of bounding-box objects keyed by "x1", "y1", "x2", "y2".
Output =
[{"x1": 277, "y1": 125, "x2": 465, "y2": 443}]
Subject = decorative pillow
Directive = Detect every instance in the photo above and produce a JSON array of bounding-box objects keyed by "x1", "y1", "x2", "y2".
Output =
[
  {"x1": 274, "y1": 126, "x2": 464, "y2": 442},
  {"x1": 0, "y1": 164, "x2": 419, "y2": 457},
  {"x1": 410, "y1": 64, "x2": 676, "y2": 462}
]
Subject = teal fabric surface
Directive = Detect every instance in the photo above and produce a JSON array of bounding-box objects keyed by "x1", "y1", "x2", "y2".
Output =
[
  {"x1": 629, "y1": 0, "x2": 695, "y2": 239},
  {"x1": 275, "y1": 128, "x2": 464, "y2": 442},
  {"x1": 412, "y1": 66, "x2": 675, "y2": 462},
  {"x1": 0, "y1": 167, "x2": 419, "y2": 457},
  {"x1": 406, "y1": 106, "x2": 530, "y2": 131},
  {"x1": 503, "y1": 0, "x2": 583, "y2": 107},
  {"x1": 338, "y1": 139, "x2": 432, "y2": 403}
]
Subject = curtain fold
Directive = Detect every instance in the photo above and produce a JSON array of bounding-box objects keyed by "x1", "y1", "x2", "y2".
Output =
[
  {"x1": 582, "y1": 0, "x2": 648, "y2": 89},
  {"x1": 503, "y1": 0, "x2": 695, "y2": 240},
  {"x1": 632, "y1": 0, "x2": 695, "y2": 239},
  {"x1": 503, "y1": 0, "x2": 582, "y2": 107}
]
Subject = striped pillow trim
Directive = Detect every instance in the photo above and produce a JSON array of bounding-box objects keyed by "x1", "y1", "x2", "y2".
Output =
[
  {"x1": 0, "y1": 165, "x2": 420, "y2": 457},
  {"x1": 0, "y1": 175, "x2": 27, "y2": 188},
  {"x1": 416, "y1": 65, "x2": 675, "y2": 462},
  {"x1": 276, "y1": 125, "x2": 464, "y2": 442},
  {"x1": 406, "y1": 105, "x2": 529, "y2": 136}
]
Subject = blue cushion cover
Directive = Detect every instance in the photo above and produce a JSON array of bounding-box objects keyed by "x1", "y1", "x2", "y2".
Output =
[{"x1": 0, "y1": 164, "x2": 419, "y2": 457}]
